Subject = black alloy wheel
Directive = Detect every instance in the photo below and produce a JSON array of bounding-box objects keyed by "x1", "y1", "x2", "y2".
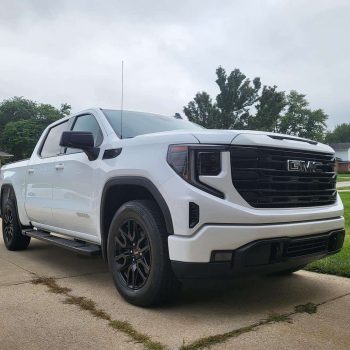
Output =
[
  {"x1": 3, "y1": 206, "x2": 14, "y2": 245},
  {"x1": 114, "y1": 219, "x2": 151, "y2": 290},
  {"x1": 2, "y1": 192, "x2": 31, "y2": 251},
  {"x1": 107, "y1": 200, "x2": 181, "y2": 306}
]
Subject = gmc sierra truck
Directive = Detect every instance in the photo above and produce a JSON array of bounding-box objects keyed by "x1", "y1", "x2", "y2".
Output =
[{"x1": 0, "y1": 108, "x2": 345, "y2": 306}]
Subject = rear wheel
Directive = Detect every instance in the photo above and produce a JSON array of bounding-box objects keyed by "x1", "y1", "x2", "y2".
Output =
[
  {"x1": 2, "y1": 192, "x2": 31, "y2": 251},
  {"x1": 107, "y1": 200, "x2": 181, "y2": 306}
]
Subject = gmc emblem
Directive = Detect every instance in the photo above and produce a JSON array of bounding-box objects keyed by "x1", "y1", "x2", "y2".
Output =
[{"x1": 287, "y1": 160, "x2": 322, "y2": 173}]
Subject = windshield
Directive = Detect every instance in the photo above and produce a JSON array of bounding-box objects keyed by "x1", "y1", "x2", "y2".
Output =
[{"x1": 102, "y1": 109, "x2": 203, "y2": 138}]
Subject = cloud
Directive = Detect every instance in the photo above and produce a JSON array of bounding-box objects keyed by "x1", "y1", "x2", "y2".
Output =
[{"x1": 0, "y1": 0, "x2": 349, "y2": 128}]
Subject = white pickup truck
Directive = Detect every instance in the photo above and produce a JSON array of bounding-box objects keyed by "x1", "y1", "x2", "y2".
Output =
[{"x1": 1, "y1": 108, "x2": 345, "y2": 306}]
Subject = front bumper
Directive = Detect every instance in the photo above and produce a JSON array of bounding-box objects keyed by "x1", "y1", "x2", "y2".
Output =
[
  {"x1": 168, "y1": 216, "x2": 344, "y2": 263},
  {"x1": 171, "y1": 229, "x2": 345, "y2": 279}
]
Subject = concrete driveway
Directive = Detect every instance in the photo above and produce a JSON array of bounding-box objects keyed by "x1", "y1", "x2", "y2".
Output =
[{"x1": 1, "y1": 236, "x2": 350, "y2": 350}]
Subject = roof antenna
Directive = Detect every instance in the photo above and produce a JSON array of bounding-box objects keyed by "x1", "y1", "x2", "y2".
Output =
[{"x1": 120, "y1": 60, "x2": 124, "y2": 139}]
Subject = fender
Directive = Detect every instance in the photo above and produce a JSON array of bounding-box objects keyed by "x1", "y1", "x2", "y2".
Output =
[
  {"x1": 0, "y1": 184, "x2": 30, "y2": 228},
  {"x1": 100, "y1": 176, "x2": 174, "y2": 261}
]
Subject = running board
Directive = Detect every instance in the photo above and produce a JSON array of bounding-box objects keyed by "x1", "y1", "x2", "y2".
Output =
[{"x1": 23, "y1": 229, "x2": 101, "y2": 256}]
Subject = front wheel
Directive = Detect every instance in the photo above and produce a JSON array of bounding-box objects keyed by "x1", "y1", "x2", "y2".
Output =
[
  {"x1": 107, "y1": 200, "x2": 181, "y2": 307},
  {"x1": 2, "y1": 193, "x2": 31, "y2": 251}
]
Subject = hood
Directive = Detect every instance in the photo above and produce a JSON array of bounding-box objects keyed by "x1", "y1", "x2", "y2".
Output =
[
  {"x1": 1, "y1": 159, "x2": 29, "y2": 170},
  {"x1": 191, "y1": 129, "x2": 334, "y2": 154},
  {"x1": 190, "y1": 130, "x2": 241, "y2": 144}
]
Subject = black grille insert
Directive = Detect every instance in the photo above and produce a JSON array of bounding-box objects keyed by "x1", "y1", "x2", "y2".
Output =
[
  {"x1": 230, "y1": 146, "x2": 336, "y2": 208},
  {"x1": 286, "y1": 236, "x2": 329, "y2": 258}
]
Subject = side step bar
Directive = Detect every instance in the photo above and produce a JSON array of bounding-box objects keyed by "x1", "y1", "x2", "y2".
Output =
[{"x1": 23, "y1": 229, "x2": 101, "y2": 256}]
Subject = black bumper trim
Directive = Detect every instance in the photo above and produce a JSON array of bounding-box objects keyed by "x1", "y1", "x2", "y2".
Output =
[{"x1": 171, "y1": 229, "x2": 345, "y2": 279}]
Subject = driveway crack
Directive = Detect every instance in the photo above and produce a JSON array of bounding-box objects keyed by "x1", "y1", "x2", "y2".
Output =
[
  {"x1": 31, "y1": 275, "x2": 167, "y2": 350},
  {"x1": 28, "y1": 273, "x2": 350, "y2": 350},
  {"x1": 0, "y1": 256, "x2": 36, "y2": 274},
  {"x1": 180, "y1": 292, "x2": 350, "y2": 350}
]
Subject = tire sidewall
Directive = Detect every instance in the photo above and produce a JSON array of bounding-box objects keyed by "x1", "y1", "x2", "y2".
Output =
[
  {"x1": 2, "y1": 198, "x2": 21, "y2": 249},
  {"x1": 107, "y1": 201, "x2": 167, "y2": 304}
]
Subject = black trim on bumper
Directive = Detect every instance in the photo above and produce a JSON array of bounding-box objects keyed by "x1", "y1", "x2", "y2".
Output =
[{"x1": 171, "y1": 229, "x2": 345, "y2": 279}]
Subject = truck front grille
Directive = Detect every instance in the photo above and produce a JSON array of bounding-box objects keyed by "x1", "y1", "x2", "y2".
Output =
[{"x1": 230, "y1": 146, "x2": 337, "y2": 208}]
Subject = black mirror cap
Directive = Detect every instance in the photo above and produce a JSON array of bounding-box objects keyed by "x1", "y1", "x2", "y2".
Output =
[
  {"x1": 60, "y1": 131, "x2": 95, "y2": 149},
  {"x1": 60, "y1": 131, "x2": 99, "y2": 161}
]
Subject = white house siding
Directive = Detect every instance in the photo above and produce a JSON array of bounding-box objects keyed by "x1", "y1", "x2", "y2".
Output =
[{"x1": 335, "y1": 149, "x2": 349, "y2": 161}]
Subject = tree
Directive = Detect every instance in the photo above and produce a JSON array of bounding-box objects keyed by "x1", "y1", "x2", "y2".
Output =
[
  {"x1": 0, "y1": 97, "x2": 37, "y2": 134},
  {"x1": 184, "y1": 67, "x2": 261, "y2": 129},
  {"x1": 278, "y1": 91, "x2": 328, "y2": 141},
  {"x1": 1, "y1": 119, "x2": 43, "y2": 160},
  {"x1": 183, "y1": 67, "x2": 329, "y2": 142},
  {"x1": 0, "y1": 97, "x2": 71, "y2": 160},
  {"x1": 247, "y1": 85, "x2": 286, "y2": 131},
  {"x1": 183, "y1": 92, "x2": 219, "y2": 129},
  {"x1": 325, "y1": 123, "x2": 350, "y2": 143},
  {"x1": 301, "y1": 109, "x2": 328, "y2": 142},
  {"x1": 215, "y1": 67, "x2": 261, "y2": 129}
]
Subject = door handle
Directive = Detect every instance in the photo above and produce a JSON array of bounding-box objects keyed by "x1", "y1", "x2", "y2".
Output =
[
  {"x1": 55, "y1": 163, "x2": 64, "y2": 170},
  {"x1": 27, "y1": 168, "x2": 35, "y2": 174}
]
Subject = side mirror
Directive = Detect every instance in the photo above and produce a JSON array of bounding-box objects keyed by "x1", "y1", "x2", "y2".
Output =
[{"x1": 60, "y1": 131, "x2": 99, "y2": 161}]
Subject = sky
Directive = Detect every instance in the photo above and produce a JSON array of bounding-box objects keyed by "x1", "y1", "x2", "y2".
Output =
[{"x1": 0, "y1": 0, "x2": 349, "y2": 129}]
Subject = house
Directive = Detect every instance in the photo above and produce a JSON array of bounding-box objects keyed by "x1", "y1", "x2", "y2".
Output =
[{"x1": 329, "y1": 143, "x2": 350, "y2": 173}]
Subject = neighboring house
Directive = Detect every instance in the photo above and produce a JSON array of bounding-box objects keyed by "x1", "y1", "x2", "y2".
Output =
[
  {"x1": 329, "y1": 143, "x2": 350, "y2": 173},
  {"x1": 0, "y1": 151, "x2": 13, "y2": 167}
]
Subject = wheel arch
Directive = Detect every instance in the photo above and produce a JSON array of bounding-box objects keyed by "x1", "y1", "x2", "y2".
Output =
[
  {"x1": 100, "y1": 176, "x2": 174, "y2": 262},
  {"x1": 1, "y1": 184, "x2": 32, "y2": 229}
]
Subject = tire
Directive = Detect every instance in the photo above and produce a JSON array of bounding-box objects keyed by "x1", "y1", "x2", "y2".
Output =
[
  {"x1": 2, "y1": 192, "x2": 31, "y2": 251},
  {"x1": 107, "y1": 200, "x2": 181, "y2": 307}
]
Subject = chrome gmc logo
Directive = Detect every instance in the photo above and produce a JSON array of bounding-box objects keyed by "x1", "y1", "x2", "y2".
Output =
[{"x1": 287, "y1": 160, "x2": 322, "y2": 173}]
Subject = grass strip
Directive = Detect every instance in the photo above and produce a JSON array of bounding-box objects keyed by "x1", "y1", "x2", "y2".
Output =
[
  {"x1": 294, "y1": 302, "x2": 317, "y2": 314},
  {"x1": 64, "y1": 295, "x2": 111, "y2": 321},
  {"x1": 180, "y1": 302, "x2": 320, "y2": 350},
  {"x1": 32, "y1": 276, "x2": 166, "y2": 350},
  {"x1": 32, "y1": 276, "x2": 71, "y2": 294},
  {"x1": 109, "y1": 320, "x2": 165, "y2": 350},
  {"x1": 337, "y1": 174, "x2": 350, "y2": 183}
]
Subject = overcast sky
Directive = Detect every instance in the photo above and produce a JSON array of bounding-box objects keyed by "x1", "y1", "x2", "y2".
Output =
[{"x1": 0, "y1": 0, "x2": 349, "y2": 128}]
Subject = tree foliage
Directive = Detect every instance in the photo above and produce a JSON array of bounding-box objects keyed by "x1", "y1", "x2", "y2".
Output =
[
  {"x1": 215, "y1": 67, "x2": 261, "y2": 129},
  {"x1": 183, "y1": 91, "x2": 219, "y2": 129},
  {"x1": 0, "y1": 97, "x2": 71, "y2": 161},
  {"x1": 278, "y1": 91, "x2": 327, "y2": 141},
  {"x1": 184, "y1": 67, "x2": 328, "y2": 141},
  {"x1": 325, "y1": 123, "x2": 350, "y2": 143},
  {"x1": 247, "y1": 85, "x2": 286, "y2": 132},
  {"x1": 184, "y1": 67, "x2": 261, "y2": 130}
]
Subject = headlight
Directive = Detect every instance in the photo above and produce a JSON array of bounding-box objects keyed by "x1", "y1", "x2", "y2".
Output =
[
  {"x1": 167, "y1": 144, "x2": 224, "y2": 198},
  {"x1": 166, "y1": 145, "x2": 189, "y2": 180}
]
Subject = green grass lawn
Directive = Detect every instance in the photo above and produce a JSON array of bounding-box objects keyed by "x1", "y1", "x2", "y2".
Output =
[
  {"x1": 338, "y1": 187, "x2": 350, "y2": 191},
  {"x1": 337, "y1": 174, "x2": 350, "y2": 182},
  {"x1": 305, "y1": 192, "x2": 350, "y2": 277}
]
